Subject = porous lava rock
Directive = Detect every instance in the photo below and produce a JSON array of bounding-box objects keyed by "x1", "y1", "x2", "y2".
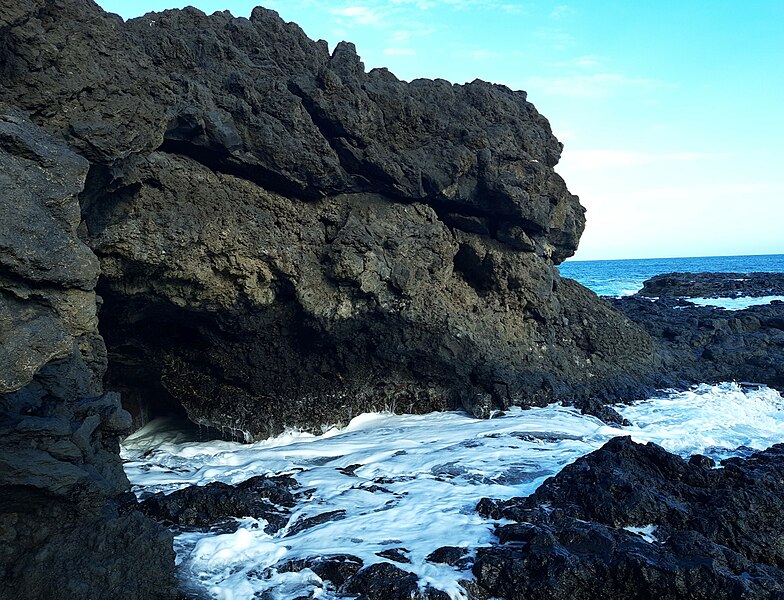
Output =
[
  {"x1": 343, "y1": 562, "x2": 451, "y2": 600},
  {"x1": 0, "y1": 1, "x2": 668, "y2": 596},
  {"x1": 474, "y1": 437, "x2": 784, "y2": 600},
  {"x1": 139, "y1": 474, "x2": 298, "y2": 534},
  {"x1": 2, "y1": 0, "x2": 657, "y2": 439},
  {"x1": 0, "y1": 109, "x2": 176, "y2": 600}
]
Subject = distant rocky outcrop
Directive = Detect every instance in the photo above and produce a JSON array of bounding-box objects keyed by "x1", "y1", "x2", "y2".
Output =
[
  {"x1": 474, "y1": 437, "x2": 784, "y2": 600},
  {"x1": 613, "y1": 274, "x2": 784, "y2": 391},
  {"x1": 639, "y1": 271, "x2": 784, "y2": 298}
]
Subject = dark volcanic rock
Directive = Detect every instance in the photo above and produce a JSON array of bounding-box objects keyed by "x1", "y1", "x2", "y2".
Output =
[
  {"x1": 277, "y1": 554, "x2": 364, "y2": 588},
  {"x1": 376, "y1": 547, "x2": 412, "y2": 563},
  {"x1": 0, "y1": 1, "x2": 671, "y2": 595},
  {"x1": 612, "y1": 296, "x2": 784, "y2": 391},
  {"x1": 426, "y1": 545, "x2": 470, "y2": 567},
  {"x1": 342, "y1": 562, "x2": 451, "y2": 600},
  {"x1": 139, "y1": 474, "x2": 297, "y2": 533},
  {"x1": 285, "y1": 509, "x2": 347, "y2": 537},
  {"x1": 639, "y1": 271, "x2": 784, "y2": 298},
  {"x1": 474, "y1": 437, "x2": 784, "y2": 600},
  {"x1": 0, "y1": 110, "x2": 176, "y2": 599}
]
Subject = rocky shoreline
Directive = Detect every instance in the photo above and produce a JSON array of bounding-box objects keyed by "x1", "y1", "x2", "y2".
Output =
[
  {"x1": 638, "y1": 271, "x2": 784, "y2": 298},
  {"x1": 612, "y1": 276, "x2": 784, "y2": 393},
  {"x1": 474, "y1": 437, "x2": 784, "y2": 600},
  {"x1": 1, "y1": 1, "x2": 783, "y2": 598}
]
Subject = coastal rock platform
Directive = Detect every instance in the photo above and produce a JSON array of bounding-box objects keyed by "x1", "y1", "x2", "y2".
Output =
[{"x1": 612, "y1": 273, "x2": 784, "y2": 392}]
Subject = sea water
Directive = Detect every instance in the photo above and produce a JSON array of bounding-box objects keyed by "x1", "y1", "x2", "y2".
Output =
[
  {"x1": 123, "y1": 386, "x2": 784, "y2": 600},
  {"x1": 123, "y1": 254, "x2": 784, "y2": 599},
  {"x1": 558, "y1": 253, "x2": 784, "y2": 298}
]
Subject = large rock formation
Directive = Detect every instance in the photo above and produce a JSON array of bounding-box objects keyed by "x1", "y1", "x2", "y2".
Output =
[
  {"x1": 0, "y1": 1, "x2": 662, "y2": 596},
  {"x1": 3, "y1": 0, "x2": 658, "y2": 440},
  {"x1": 0, "y1": 109, "x2": 176, "y2": 599}
]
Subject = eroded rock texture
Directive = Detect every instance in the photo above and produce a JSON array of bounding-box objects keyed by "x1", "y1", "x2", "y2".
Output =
[
  {"x1": 1, "y1": 0, "x2": 657, "y2": 438},
  {"x1": 613, "y1": 293, "x2": 784, "y2": 392},
  {"x1": 0, "y1": 110, "x2": 175, "y2": 599}
]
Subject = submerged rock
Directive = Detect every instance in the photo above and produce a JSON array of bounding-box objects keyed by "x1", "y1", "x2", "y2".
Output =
[{"x1": 474, "y1": 437, "x2": 784, "y2": 600}]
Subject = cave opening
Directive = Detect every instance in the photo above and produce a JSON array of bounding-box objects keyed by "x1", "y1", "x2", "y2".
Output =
[{"x1": 95, "y1": 284, "x2": 233, "y2": 440}]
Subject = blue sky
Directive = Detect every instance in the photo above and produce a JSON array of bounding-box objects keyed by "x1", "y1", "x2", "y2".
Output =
[{"x1": 96, "y1": 0, "x2": 784, "y2": 261}]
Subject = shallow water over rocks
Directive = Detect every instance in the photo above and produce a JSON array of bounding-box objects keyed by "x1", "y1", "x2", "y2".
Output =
[{"x1": 122, "y1": 383, "x2": 784, "y2": 599}]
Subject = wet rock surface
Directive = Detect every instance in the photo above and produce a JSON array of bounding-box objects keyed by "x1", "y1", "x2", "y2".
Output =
[
  {"x1": 343, "y1": 562, "x2": 451, "y2": 600},
  {"x1": 277, "y1": 554, "x2": 365, "y2": 589},
  {"x1": 139, "y1": 474, "x2": 298, "y2": 534},
  {"x1": 612, "y1": 295, "x2": 784, "y2": 392},
  {"x1": 474, "y1": 436, "x2": 784, "y2": 600},
  {"x1": 426, "y1": 546, "x2": 470, "y2": 567},
  {"x1": 639, "y1": 271, "x2": 784, "y2": 298}
]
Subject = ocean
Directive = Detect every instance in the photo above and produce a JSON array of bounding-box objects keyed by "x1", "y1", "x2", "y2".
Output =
[
  {"x1": 123, "y1": 253, "x2": 784, "y2": 600},
  {"x1": 558, "y1": 253, "x2": 784, "y2": 297}
]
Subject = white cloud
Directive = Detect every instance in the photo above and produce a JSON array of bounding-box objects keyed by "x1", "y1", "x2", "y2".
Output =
[
  {"x1": 533, "y1": 27, "x2": 575, "y2": 49},
  {"x1": 630, "y1": 181, "x2": 784, "y2": 202},
  {"x1": 456, "y1": 48, "x2": 503, "y2": 61},
  {"x1": 499, "y1": 3, "x2": 524, "y2": 14},
  {"x1": 383, "y1": 47, "x2": 417, "y2": 55},
  {"x1": 389, "y1": 0, "x2": 436, "y2": 7},
  {"x1": 551, "y1": 5, "x2": 575, "y2": 18},
  {"x1": 560, "y1": 149, "x2": 734, "y2": 170},
  {"x1": 526, "y1": 72, "x2": 670, "y2": 98},
  {"x1": 571, "y1": 55, "x2": 600, "y2": 68},
  {"x1": 332, "y1": 6, "x2": 385, "y2": 26},
  {"x1": 390, "y1": 29, "x2": 412, "y2": 42}
]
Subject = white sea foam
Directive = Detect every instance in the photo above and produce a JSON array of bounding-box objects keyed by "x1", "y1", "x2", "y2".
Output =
[
  {"x1": 624, "y1": 525, "x2": 658, "y2": 543},
  {"x1": 123, "y1": 383, "x2": 784, "y2": 599},
  {"x1": 688, "y1": 295, "x2": 784, "y2": 310},
  {"x1": 616, "y1": 382, "x2": 784, "y2": 461}
]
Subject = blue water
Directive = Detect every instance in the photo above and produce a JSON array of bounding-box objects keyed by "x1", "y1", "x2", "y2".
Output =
[{"x1": 558, "y1": 254, "x2": 784, "y2": 297}]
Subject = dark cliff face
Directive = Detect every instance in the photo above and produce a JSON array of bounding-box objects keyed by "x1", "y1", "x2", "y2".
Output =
[{"x1": 0, "y1": 0, "x2": 657, "y2": 441}]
